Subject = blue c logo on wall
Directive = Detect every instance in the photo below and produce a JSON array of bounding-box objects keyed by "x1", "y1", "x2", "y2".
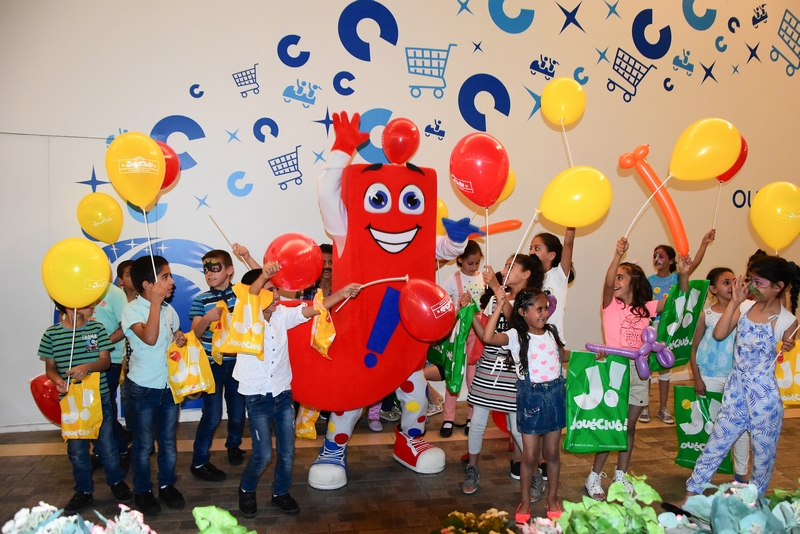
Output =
[
  {"x1": 682, "y1": 0, "x2": 716, "y2": 31},
  {"x1": 333, "y1": 71, "x2": 356, "y2": 95},
  {"x1": 357, "y1": 108, "x2": 392, "y2": 164},
  {"x1": 277, "y1": 34, "x2": 310, "y2": 67},
  {"x1": 338, "y1": 0, "x2": 398, "y2": 61},
  {"x1": 632, "y1": 9, "x2": 672, "y2": 60},
  {"x1": 488, "y1": 0, "x2": 535, "y2": 34},
  {"x1": 253, "y1": 117, "x2": 280, "y2": 142},
  {"x1": 227, "y1": 171, "x2": 253, "y2": 197},
  {"x1": 150, "y1": 115, "x2": 206, "y2": 171},
  {"x1": 458, "y1": 74, "x2": 511, "y2": 132}
]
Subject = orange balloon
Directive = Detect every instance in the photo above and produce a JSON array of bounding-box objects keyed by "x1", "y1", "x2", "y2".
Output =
[{"x1": 470, "y1": 219, "x2": 523, "y2": 239}]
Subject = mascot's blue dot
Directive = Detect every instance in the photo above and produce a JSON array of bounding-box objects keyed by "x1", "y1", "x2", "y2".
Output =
[
  {"x1": 364, "y1": 353, "x2": 378, "y2": 368},
  {"x1": 407, "y1": 428, "x2": 422, "y2": 437}
]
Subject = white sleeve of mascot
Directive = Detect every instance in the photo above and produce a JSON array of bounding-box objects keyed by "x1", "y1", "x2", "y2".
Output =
[
  {"x1": 317, "y1": 150, "x2": 351, "y2": 253},
  {"x1": 436, "y1": 234, "x2": 467, "y2": 262}
]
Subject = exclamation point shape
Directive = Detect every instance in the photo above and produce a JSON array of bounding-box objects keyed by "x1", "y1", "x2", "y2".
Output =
[
  {"x1": 364, "y1": 288, "x2": 401, "y2": 369},
  {"x1": 604, "y1": 361, "x2": 627, "y2": 408}
]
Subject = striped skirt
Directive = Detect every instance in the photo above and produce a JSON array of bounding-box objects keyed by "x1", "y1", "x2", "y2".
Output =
[{"x1": 467, "y1": 354, "x2": 518, "y2": 413}]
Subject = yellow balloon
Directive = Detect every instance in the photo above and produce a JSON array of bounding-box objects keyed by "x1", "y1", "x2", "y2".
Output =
[
  {"x1": 540, "y1": 166, "x2": 612, "y2": 227},
  {"x1": 41, "y1": 238, "x2": 110, "y2": 308},
  {"x1": 77, "y1": 192, "x2": 123, "y2": 244},
  {"x1": 541, "y1": 78, "x2": 586, "y2": 126},
  {"x1": 498, "y1": 169, "x2": 516, "y2": 202},
  {"x1": 105, "y1": 132, "x2": 166, "y2": 207},
  {"x1": 436, "y1": 198, "x2": 449, "y2": 236},
  {"x1": 670, "y1": 118, "x2": 741, "y2": 181},
  {"x1": 749, "y1": 182, "x2": 800, "y2": 251}
]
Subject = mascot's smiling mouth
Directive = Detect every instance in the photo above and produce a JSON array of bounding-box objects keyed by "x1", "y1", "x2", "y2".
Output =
[{"x1": 367, "y1": 225, "x2": 420, "y2": 254}]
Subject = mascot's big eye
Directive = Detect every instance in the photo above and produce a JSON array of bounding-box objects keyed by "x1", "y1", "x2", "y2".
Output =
[
  {"x1": 364, "y1": 183, "x2": 392, "y2": 213},
  {"x1": 399, "y1": 185, "x2": 424, "y2": 215}
]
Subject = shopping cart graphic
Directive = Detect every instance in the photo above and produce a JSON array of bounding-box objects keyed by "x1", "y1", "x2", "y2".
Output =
[
  {"x1": 770, "y1": 9, "x2": 800, "y2": 76},
  {"x1": 269, "y1": 145, "x2": 303, "y2": 190},
  {"x1": 406, "y1": 43, "x2": 457, "y2": 99},
  {"x1": 606, "y1": 48, "x2": 656, "y2": 103},
  {"x1": 232, "y1": 63, "x2": 260, "y2": 98}
]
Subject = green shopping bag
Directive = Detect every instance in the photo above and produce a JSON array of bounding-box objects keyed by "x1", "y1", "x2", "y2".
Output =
[
  {"x1": 673, "y1": 385, "x2": 733, "y2": 474},
  {"x1": 650, "y1": 280, "x2": 709, "y2": 372},
  {"x1": 427, "y1": 302, "x2": 477, "y2": 394},
  {"x1": 564, "y1": 352, "x2": 631, "y2": 453}
]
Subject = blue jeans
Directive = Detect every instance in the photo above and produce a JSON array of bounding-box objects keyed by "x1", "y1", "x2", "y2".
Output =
[
  {"x1": 105, "y1": 363, "x2": 129, "y2": 454},
  {"x1": 122, "y1": 379, "x2": 179, "y2": 494},
  {"x1": 191, "y1": 358, "x2": 245, "y2": 466},
  {"x1": 68, "y1": 396, "x2": 125, "y2": 493},
  {"x1": 240, "y1": 390, "x2": 295, "y2": 495}
]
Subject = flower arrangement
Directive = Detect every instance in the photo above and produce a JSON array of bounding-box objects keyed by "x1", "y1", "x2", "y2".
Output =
[{"x1": 432, "y1": 508, "x2": 563, "y2": 534}]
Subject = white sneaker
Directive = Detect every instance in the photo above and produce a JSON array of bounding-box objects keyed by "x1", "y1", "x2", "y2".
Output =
[
  {"x1": 426, "y1": 402, "x2": 443, "y2": 417},
  {"x1": 613, "y1": 468, "x2": 634, "y2": 495},
  {"x1": 584, "y1": 470, "x2": 606, "y2": 500}
]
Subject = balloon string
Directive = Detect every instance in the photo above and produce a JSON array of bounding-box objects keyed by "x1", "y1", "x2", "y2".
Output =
[
  {"x1": 560, "y1": 119, "x2": 574, "y2": 168},
  {"x1": 142, "y1": 208, "x2": 158, "y2": 281},
  {"x1": 334, "y1": 275, "x2": 408, "y2": 312},
  {"x1": 624, "y1": 174, "x2": 673, "y2": 240},
  {"x1": 711, "y1": 181, "x2": 722, "y2": 230},
  {"x1": 209, "y1": 215, "x2": 246, "y2": 264},
  {"x1": 505, "y1": 210, "x2": 540, "y2": 286},
  {"x1": 485, "y1": 207, "x2": 490, "y2": 287},
  {"x1": 66, "y1": 308, "x2": 77, "y2": 390}
]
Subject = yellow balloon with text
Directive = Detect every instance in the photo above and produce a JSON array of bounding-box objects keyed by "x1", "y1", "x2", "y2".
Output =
[
  {"x1": 436, "y1": 198, "x2": 449, "y2": 236},
  {"x1": 498, "y1": 169, "x2": 516, "y2": 202},
  {"x1": 77, "y1": 192, "x2": 123, "y2": 244},
  {"x1": 749, "y1": 182, "x2": 800, "y2": 252},
  {"x1": 540, "y1": 166, "x2": 612, "y2": 228},
  {"x1": 41, "y1": 238, "x2": 110, "y2": 308},
  {"x1": 541, "y1": 78, "x2": 586, "y2": 126},
  {"x1": 105, "y1": 132, "x2": 165, "y2": 207},
  {"x1": 670, "y1": 119, "x2": 741, "y2": 181}
]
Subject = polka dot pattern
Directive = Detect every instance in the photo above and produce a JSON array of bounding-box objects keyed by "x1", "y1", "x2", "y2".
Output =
[
  {"x1": 400, "y1": 380, "x2": 414, "y2": 393},
  {"x1": 406, "y1": 401, "x2": 420, "y2": 413},
  {"x1": 417, "y1": 415, "x2": 426, "y2": 423},
  {"x1": 328, "y1": 422, "x2": 335, "y2": 433},
  {"x1": 408, "y1": 427, "x2": 422, "y2": 437},
  {"x1": 334, "y1": 433, "x2": 349, "y2": 445}
]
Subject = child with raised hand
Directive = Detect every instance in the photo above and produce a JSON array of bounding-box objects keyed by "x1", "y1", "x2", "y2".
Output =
[
  {"x1": 684, "y1": 256, "x2": 799, "y2": 498},
  {"x1": 643, "y1": 229, "x2": 715, "y2": 425},
  {"x1": 688, "y1": 267, "x2": 750, "y2": 482},
  {"x1": 483, "y1": 286, "x2": 569, "y2": 523},
  {"x1": 529, "y1": 228, "x2": 575, "y2": 345},
  {"x1": 584, "y1": 237, "x2": 690, "y2": 501}
]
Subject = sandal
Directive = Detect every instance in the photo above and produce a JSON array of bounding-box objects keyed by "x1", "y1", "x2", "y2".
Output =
[
  {"x1": 546, "y1": 503, "x2": 562, "y2": 520},
  {"x1": 514, "y1": 503, "x2": 531, "y2": 524}
]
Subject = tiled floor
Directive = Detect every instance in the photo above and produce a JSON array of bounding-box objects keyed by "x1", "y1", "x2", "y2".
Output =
[{"x1": 2, "y1": 383, "x2": 799, "y2": 533}]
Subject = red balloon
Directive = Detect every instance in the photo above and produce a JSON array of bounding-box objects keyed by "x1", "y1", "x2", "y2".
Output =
[
  {"x1": 382, "y1": 118, "x2": 420, "y2": 164},
  {"x1": 717, "y1": 135, "x2": 748, "y2": 183},
  {"x1": 30, "y1": 374, "x2": 60, "y2": 426},
  {"x1": 156, "y1": 141, "x2": 181, "y2": 190},
  {"x1": 491, "y1": 410, "x2": 509, "y2": 434},
  {"x1": 449, "y1": 133, "x2": 510, "y2": 208},
  {"x1": 398, "y1": 279, "x2": 455, "y2": 343},
  {"x1": 264, "y1": 233, "x2": 323, "y2": 291}
]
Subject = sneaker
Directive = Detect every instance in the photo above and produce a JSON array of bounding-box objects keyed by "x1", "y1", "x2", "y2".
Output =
[
  {"x1": 158, "y1": 485, "x2": 185, "y2": 510},
  {"x1": 585, "y1": 470, "x2": 607, "y2": 501},
  {"x1": 464, "y1": 419, "x2": 471, "y2": 436},
  {"x1": 657, "y1": 408, "x2": 675, "y2": 424},
  {"x1": 271, "y1": 492, "x2": 300, "y2": 515},
  {"x1": 110, "y1": 481, "x2": 133, "y2": 504},
  {"x1": 379, "y1": 406, "x2": 401, "y2": 422},
  {"x1": 392, "y1": 425, "x2": 445, "y2": 474},
  {"x1": 191, "y1": 462, "x2": 227, "y2": 482},
  {"x1": 64, "y1": 492, "x2": 93, "y2": 514},
  {"x1": 439, "y1": 421, "x2": 454, "y2": 438},
  {"x1": 134, "y1": 491, "x2": 161, "y2": 515},
  {"x1": 119, "y1": 449, "x2": 131, "y2": 474},
  {"x1": 308, "y1": 438, "x2": 348, "y2": 490},
  {"x1": 612, "y1": 468, "x2": 634, "y2": 495},
  {"x1": 228, "y1": 447, "x2": 245, "y2": 466},
  {"x1": 239, "y1": 487, "x2": 257, "y2": 518},
  {"x1": 530, "y1": 468, "x2": 544, "y2": 503},
  {"x1": 426, "y1": 401, "x2": 443, "y2": 417},
  {"x1": 462, "y1": 464, "x2": 480, "y2": 494},
  {"x1": 510, "y1": 460, "x2": 521, "y2": 480},
  {"x1": 638, "y1": 407, "x2": 651, "y2": 423},
  {"x1": 540, "y1": 462, "x2": 549, "y2": 481},
  {"x1": 368, "y1": 419, "x2": 383, "y2": 432}
]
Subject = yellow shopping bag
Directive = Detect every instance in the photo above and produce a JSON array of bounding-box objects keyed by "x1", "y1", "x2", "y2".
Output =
[
  {"x1": 60, "y1": 372, "x2": 102, "y2": 441},
  {"x1": 777, "y1": 341, "x2": 800, "y2": 407},
  {"x1": 295, "y1": 405, "x2": 321, "y2": 439},
  {"x1": 210, "y1": 301, "x2": 230, "y2": 365},
  {"x1": 167, "y1": 331, "x2": 216, "y2": 403},
  {"x1": 311, "y1": 289, "x2": 336, "y2": 359},
  {"x1": 217, "y1": 283, "x2": 265, "y2": 358}
]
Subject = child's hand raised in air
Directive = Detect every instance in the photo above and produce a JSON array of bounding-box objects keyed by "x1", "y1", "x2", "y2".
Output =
[
  {"x1": 232, "y1": 242, "x2": 251, "y2": 260},
  {"x1": 702, "y1": 228, "x2": 716, "y2": 245},
  {"x1": 678, "y1": 253, "x2": 693, "y2": 274},
  {"x1": 493, "y1": 286, "x2": 507, "y2": 308},
  {"x1": 615, "y1": 237, "x2": 629, "y2": 257},
  {"x1": 482, "y1": 265, "x2": 499, "y2": 290},
  {"x1": 262, "y1": 261, "x2": 281, "y2": 279}
]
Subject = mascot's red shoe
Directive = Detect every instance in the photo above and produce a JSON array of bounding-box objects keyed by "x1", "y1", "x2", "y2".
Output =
[{"x1": 392, "y1": 425, "x2": 445, "y2": 474}]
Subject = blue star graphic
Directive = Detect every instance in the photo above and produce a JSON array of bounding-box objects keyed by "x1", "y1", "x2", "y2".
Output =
[
  {"x1": 746, "y1": 42, "x2": 761, "y2": 63},
  {"x1": 195, "y1": 194, "x2": 210, "y2": 210},
  {"x1": 473, "y1": 41, "x2": 483, "y2": 53},
  {"x1": 314, "y1": 107, "x2": 334, "y2": 137},
  {"x1": 596, "y1": 47, "x2": 610, "y2": 64},
  {"x1": 457, "y1": 0, "x2": 473, "y2": 15},
  {"x1": 77, "y1": 166, "x2": 110, "y2": 192},
  {"x1": 226, "y1": 129, "x2": 241, "y2": 143},
  {"x1": 701, "y1": 61, "x2": 717, "y2": 83},
  {"x1": 732, "y1": 64, "x2": 740, "y2": 74},
  {"x1": 558, "y1": 2, "x2": 585, "y2": 33},
  {"x1": 605, "y1": 0, "x2": 620, "y2": 19},
  {"x1": 524, "y1": 86, "x2": 541, "y2": 120},
  {"x1": 313, "y1": 149, "x2": 326, "y2": 163}
]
